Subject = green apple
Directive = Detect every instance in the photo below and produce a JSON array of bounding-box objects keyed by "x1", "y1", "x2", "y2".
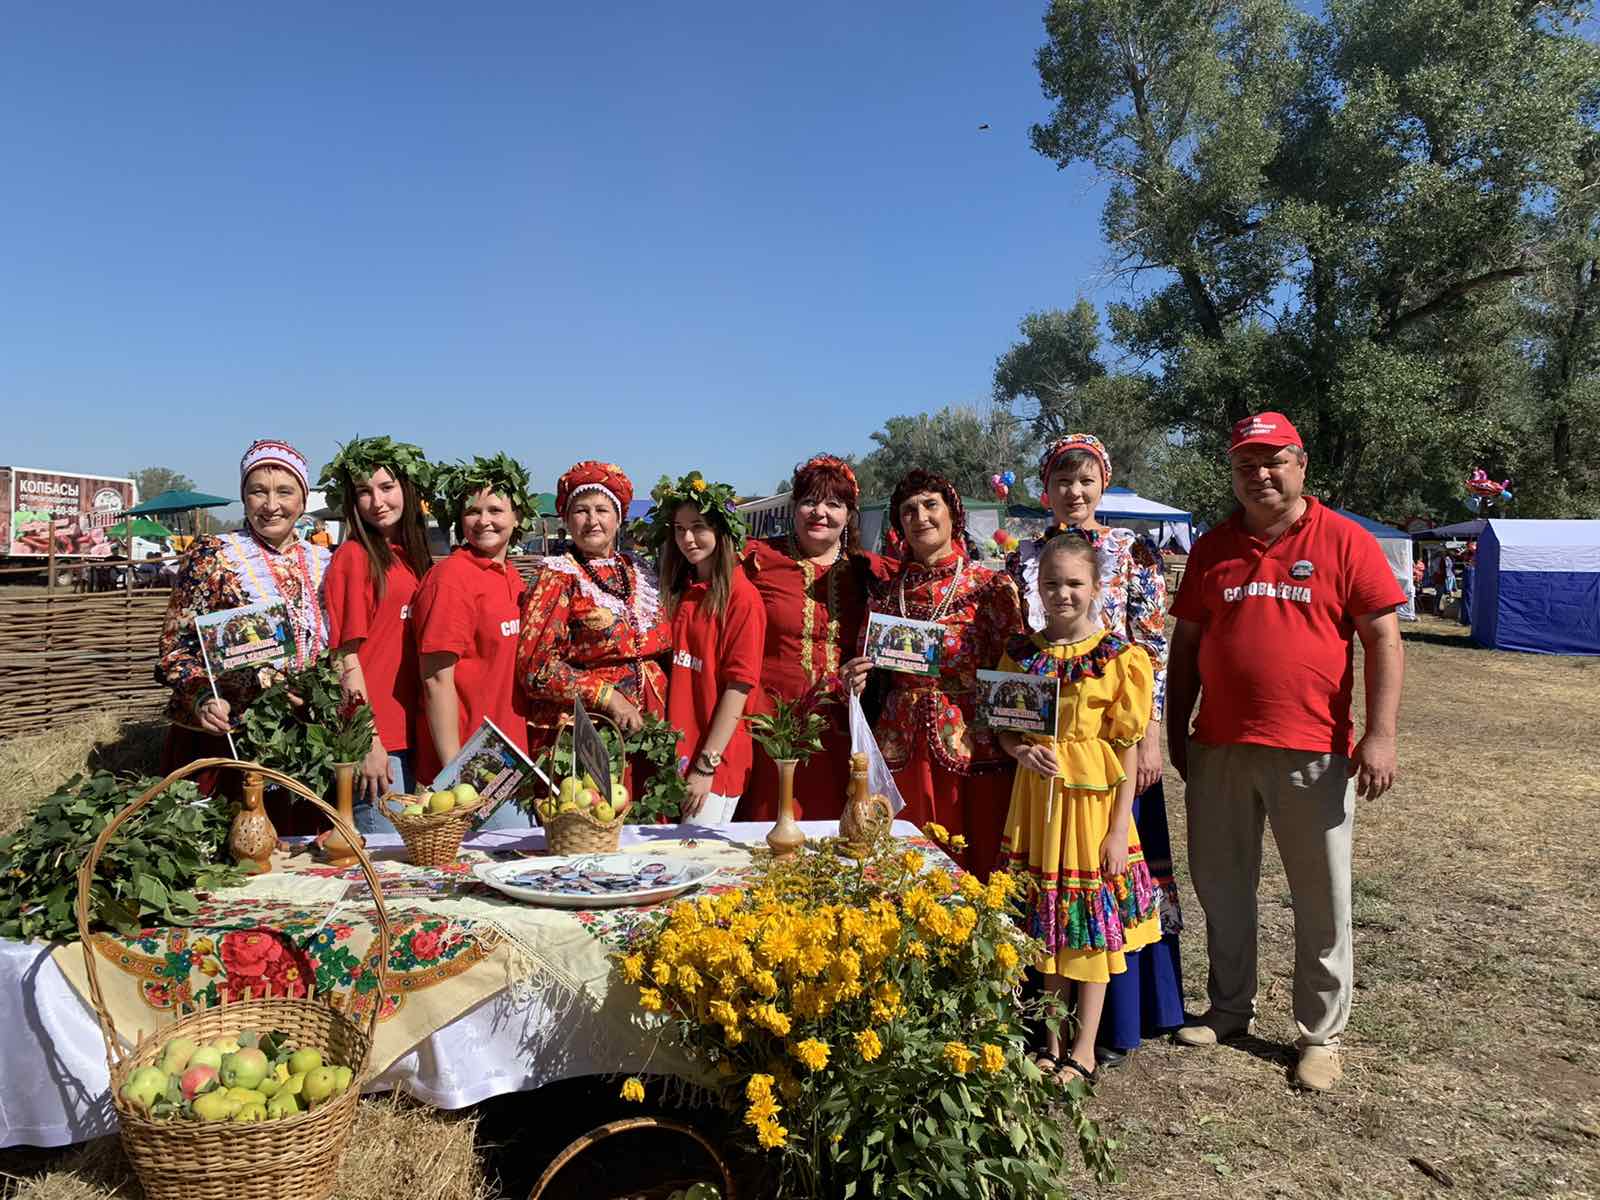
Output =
[
  {"x1": 301, "y1": 1066, "x2": 339, "y2": 1105},
  {"x1": 557, "y1": 777, "x2": 582, "y2": 805},
  {"x1": 451, "y1": 782, "x2": 479, "y2": 807},
  {"x1": 593, "y1": 801, "x2": 614, "y2": 823},
  {"x1": 288, "y1": 1048, "x2": 322, "y2": 1075},
  {"x1": 581, "y1": 788, "x2": 601, "y2": 810},
  {"x1": 610, "y1": 782, "x2": 628, "y2": 809},
  {"x1": 265, "y1": 1092, "x2": 300, "y2": 1119},
  {"x1": 120, "y1": 1066, "x2": 167, "y2": 1112},
  {"x1": 332, "y1": 1065, "x2": 354, "y2": 1093},
  {"x1": 233, "y1": 1101, "x2": 268, "y2": 1123},
  {"x1": 158, "y1": 1037, "x2": 196, "y2": 1073},
  {"x1": 221, "y1": 1048, "x2": 269, "y2": 1089},
  {"x1": 428, "y1": 790, "x2": 456, "y2": 814},
  {"x1": 557, "y1": 800, "x2": 578, "y2": 815},
  {"x1": 189, "y1": 1045, "x2": 223, "y2": 1072},
  {"x1": 403, "y1": 803, "x2": 425, "y2": 816},
  {"x1": 191, "y1": 1090, "x2": 239, "y2": 1121},
  {"x1": 209, "y1": 1034, "x2": 240, "y2": 1054}
]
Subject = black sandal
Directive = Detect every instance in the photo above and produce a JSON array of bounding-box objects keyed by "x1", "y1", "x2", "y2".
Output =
[{"x1": 1056, "y1": 1056, "x2": 1097, "y2": 1086}]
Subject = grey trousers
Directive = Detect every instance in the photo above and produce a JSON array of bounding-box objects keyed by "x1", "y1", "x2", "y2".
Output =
[{"x1": 1185, "y1": 742, "x2": 1356, "y2": 1046}]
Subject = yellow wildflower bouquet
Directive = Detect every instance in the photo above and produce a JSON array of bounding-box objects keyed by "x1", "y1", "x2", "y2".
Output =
[{"x1": 616, "y1": 830, "x2": 1115, "y2": 1198}]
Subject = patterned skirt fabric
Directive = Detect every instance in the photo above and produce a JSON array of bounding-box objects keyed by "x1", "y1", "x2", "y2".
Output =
[{"x1": 1099, "y1": 782, "x2": 1186, "y2": 1048}]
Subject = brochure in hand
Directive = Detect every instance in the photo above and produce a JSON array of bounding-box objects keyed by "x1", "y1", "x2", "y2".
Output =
[
  {"x1": 194, "y1": 601, "x2": 293, "y2": 677},
  {"x1": 864, "y1": 611, "x2": 945, "y2": 677},
  {"x1": 431, "y1": 717, "x2": 551, "y2": 825},
  {"x1": 976, "y1": 668, "x2": 1060, "y2": 735}
]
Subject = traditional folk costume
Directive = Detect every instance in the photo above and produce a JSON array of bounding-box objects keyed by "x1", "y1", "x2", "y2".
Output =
[
  {"x1": 871, "y1": 472, "x2": 1022, "y2": 875},
  {"x1": 517, "y1": 462, "x2": 670, "y2": 752},
  {"x1": 156, "y1": 440, "x2": 330, "y2": 825},
  {"x1": 997, "y1": 630, "x2": 1161, "y2": 982},
  {"x1": 1005, "y1": 434, "x2": 1183, "y2": 1041}
]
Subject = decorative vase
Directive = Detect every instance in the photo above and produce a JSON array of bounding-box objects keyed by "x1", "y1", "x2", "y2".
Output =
[
  {"x1": 322, "y1": 761, "x2": 364, "y2": 869},
  {"x1": 228, "y1": 771, "x2": 276, "y2": 874},
  {"x1": 766, "y1": 758, "x2": 805, "y2": 858},
  {"x1": 838, "y1": 751, "x2": 892, "y2": 858}
]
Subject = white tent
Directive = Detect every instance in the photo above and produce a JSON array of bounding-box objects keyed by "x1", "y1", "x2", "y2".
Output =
[
  {"x1": 1095, "y1": 487, "x2": 1194, "y2": 552},
  {"x1": 1336, "y1": 509, "x2": 1416, "y2": 621}
]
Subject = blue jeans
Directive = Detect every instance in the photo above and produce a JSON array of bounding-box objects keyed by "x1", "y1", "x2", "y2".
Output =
[
  {"x1": 353, "y1": 751, "x2": 416, "y2": 835},
  {"x1": 474, "y1": 794, "x2": 538, "y2": 831}
]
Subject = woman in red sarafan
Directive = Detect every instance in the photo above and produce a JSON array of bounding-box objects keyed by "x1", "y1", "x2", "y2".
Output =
[
  {"x1": 738, "y1": 454, "x2": 892, "y2": 822},
  {"x1": 518, "y1": 461, "x2": 670, "y2": 753},
  {"x1": 867, "y1": 469, "x2": 1022, "y2": 875}
]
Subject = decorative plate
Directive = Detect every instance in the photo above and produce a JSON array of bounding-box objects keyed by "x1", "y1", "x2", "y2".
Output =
[{"x1": 471, "y1": 854, "x2": 720, "y2": 909}]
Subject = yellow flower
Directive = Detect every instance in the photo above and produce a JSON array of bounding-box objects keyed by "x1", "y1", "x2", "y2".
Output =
[
  {"x1": 901, "y1": 850, "x2": 925, "y2": 874},
  {"x1": 943, "y1": 1042, "x2": 976, "y2": 1074},
  {"x1": 746, "y1": 1073, "x2": 775, "y2": 1101},
  {"x1": 620, "y1": 954, "x2": 644, "y2": 983},
  {"x1": 750, "y1": 1003, "x2": 792, "y2": 1036},
  {"x1": 793, "y1": 1038, "x2": 831, "y2": 1072},
  {"x1": 620, "y1": 1077, "x2": 645, "y2": 1103},
  {"x1": 958, "y1": 875, "x2": 985, "y2": 902},
  {"x1": 752, "y1": 969, "x2": 779, "y2": 997},
  {"x1": 980, "y1": 1044, "x2": 1006, "y2": 1074},
  {"x1": 676, "y1": 964, "x2": 703, "y2": 995},
  {"x1": 191, "y1": 936, "x2": 214, "y2": 955},
  {"x1": 927, "y1": 869, "x2": 954, "y2": 897},
  {"x1": 708, "y1": 999, "x2": 739, "y2": 1028},
  {"x1": 855, "y1": 1028, "x2": 883, "y2": 1062},
  {"x1": 995, "y1": 942, "x2": 1020, "y2": 973},
  {"x1": 651, "y1": 960, "x2": 672, "y2": 986},
  {"x1": 905, "y1": 938, "x2": 929, "y2": 960},
  {"x1": 923, "y1": 821, "x2": 950, "y2": 844},
  {"x1": 949, "y1": 834, "x2": 967, "y2": 852},
  {"x1": 755, "y1": 1118, "x2": 788, "y2": 1149},
  {"x1": 638, "y1": 987, "x2": 664, "y2": 1012}
]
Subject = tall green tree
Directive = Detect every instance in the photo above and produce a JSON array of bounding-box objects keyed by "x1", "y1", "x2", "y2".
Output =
[
  {"x1": 129, "y1": 466, "x2": 197, "y2": 501},
  {"x1": 992, "y1": 301, "x2": 1165, "y2": 492},
  {"x1": 854, "y1": 405, "x2": 1036, "y2": 502},
  {"x1": 1031, "y1": 0, "x2": 1600, "y2": 520}
]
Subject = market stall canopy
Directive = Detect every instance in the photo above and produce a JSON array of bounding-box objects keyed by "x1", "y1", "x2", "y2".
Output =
[
  {"x1": 1008, "y1": 487, "x2": 1194, "y2": 552},
  {"x1": 124, "y1": 489, "x2": 232, "y2": 515},
  {"x1": 533, "y1": 492, "x2": 559, "y2": 517},
  {"x1": 1470, "y1": 519, "x2": 1600, "y2": 655},
  {"x1": 105, "y1": 517, "x2": 175, "y2": 540},
  {"x1": 1335, "y1": 509, "x2": 1416, "y2": 621},
  {"x1": 1410, "y1": 519, "x2": 1486, "y2": 541}
]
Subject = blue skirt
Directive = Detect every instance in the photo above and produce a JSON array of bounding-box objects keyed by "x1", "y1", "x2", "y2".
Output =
[{"x1": 1099, "y1": 781, "x2": 1185, "y2": 1050}]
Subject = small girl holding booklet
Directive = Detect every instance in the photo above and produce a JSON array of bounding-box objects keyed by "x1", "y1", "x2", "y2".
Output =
[
  {"x1": 995, "y1": 532, "x2": 1161, "y2": 1082},
  {"x1": 645, "y1": 472, "x2": 766, "y2": 825}
]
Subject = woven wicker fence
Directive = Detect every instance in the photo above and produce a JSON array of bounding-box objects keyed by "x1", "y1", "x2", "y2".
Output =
[{"x1": 0, "y1": 589, "x2": 170, "y2": 737}]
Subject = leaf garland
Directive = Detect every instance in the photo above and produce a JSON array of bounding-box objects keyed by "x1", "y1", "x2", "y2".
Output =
[
  {"x1": 634, "y1": 470, "x2": 749, "y2": 549},
  {"x1": 0, "y1": 771, "x2": 243, "y2": 943},
  {"x1": 431, "y1": 453, "x2": 538, "y2": 535},
  {"x1": 316, "y1": 434, "x2": 436, "y2": 496}
]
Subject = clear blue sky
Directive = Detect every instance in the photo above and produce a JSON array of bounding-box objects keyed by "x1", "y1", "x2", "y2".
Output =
[{"x1": 1, "y1": 2, "x2": 1113, "y2": 501}]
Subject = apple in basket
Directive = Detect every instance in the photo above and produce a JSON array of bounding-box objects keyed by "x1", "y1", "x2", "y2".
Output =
[
  {"x1": 221, "y1": 1048, "x2": 269, "y2": 1090},
  {"x1": 451, "y1": 782, "x2": 479, "y2": 809},
  {"x1": 180, "y1": 1064, "x2": 219, "y2": 1101},
  {"x1": 428, "y1": 790, "x2": 457, "y2": 814},
  {"x1": 119, "y1": 1066, "x2": 168, "y2": 1113}
]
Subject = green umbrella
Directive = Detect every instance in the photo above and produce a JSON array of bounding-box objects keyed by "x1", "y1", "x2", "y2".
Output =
[{"x1": 107, "y1": 517, "x2": 176, "y2": 539}]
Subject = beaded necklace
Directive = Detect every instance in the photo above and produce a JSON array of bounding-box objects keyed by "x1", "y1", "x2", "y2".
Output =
[
  {"x1": 898, "y1": 554, "x2": 966, "y2": 623},
  {"x1": 222, "y1": 530, "x2": 327, "y2": 670},
  {"x1": 571, "y1": 550, "x2": 634, "y2": 613}
]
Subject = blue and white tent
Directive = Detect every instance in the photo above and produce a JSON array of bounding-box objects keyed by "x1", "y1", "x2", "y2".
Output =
[
  {"x1": 1470, "y1": 520, "x2": 1600, "y2": 655},
  {"x1": 1336, "y1": 509, "x2": 1416, "y2": 621}
]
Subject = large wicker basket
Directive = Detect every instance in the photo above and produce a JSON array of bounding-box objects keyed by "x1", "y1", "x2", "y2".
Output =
[
  {"x1": 534, "y1": 710, "x2": 632, "y2": 856},
  {"x1": 76, "y1": 758, "x2": 392, "y2": 1200},
  {"x1": 380, "y1": 792, "x2": 493, "y2": 867},
  {"x1": 527, "y1": 1116, "x2": 736, "y2": 1200}
]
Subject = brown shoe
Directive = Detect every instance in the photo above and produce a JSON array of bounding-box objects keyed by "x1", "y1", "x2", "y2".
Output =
[
  {"x1": 1294, "y1": 1043, "x2": 1343, "y2": 1091},
  {"x1": 1173, "y1": 1011, "x2": 1254, "y2": 1047}
]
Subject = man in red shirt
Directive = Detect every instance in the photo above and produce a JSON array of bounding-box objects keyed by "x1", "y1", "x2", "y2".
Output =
[{"x1": 1167, "y1": 412, "x2": 1405, "y2": 1092}]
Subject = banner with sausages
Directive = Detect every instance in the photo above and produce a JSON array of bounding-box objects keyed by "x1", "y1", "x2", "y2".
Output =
[{"x1": 3, "y1": 468, "x2": 136, "y2": 558}]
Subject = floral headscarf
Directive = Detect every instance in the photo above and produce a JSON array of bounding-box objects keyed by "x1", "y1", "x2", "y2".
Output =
[
  {"x1": 557, "y1": 460, "x2": 634, "y2": 519},
  {"x1": 1039, "y1": 434, "x2": 1112, "y2": 490}
]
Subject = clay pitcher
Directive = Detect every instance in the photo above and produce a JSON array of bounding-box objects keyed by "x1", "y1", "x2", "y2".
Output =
[
  {"x1": 838, "y1": 751, "x2": 892, "y2": 858},
  {"x1": 228, "y1": 771, "x2": 276, "y2": 874}
]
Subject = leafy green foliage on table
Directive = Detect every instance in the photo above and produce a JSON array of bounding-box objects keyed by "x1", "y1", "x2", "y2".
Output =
[
  {"x1": 237, "y1": 654, "x2": 346, "y2": 799},
  {"x1": 529, "y1": 711, "x2": 689, "y2": 824},
  {"x1": 0, "y1": 772, "x2": 242, "y2": 943},
  {"x1": 744, "y1": 676, "x2": 835, "y2": 764}
]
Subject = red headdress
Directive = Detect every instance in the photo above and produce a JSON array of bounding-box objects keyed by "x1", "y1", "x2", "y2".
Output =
[
  {"x1": 1039, "y1": 433, "x2": 1112, "y2": 490},
  {"x1": 556, "y1": 460, "x2": 634, "y2": 519},
  {"x1": 791, "y1": 453, "x2": 860, "y2": 508}
]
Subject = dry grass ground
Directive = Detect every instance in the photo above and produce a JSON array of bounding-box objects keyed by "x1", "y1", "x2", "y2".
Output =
[{"x1": 2, "y1": 616, "x2": 1597, "y2": 1199}]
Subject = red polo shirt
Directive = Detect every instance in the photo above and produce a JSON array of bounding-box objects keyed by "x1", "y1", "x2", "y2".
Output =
[
  {"x1": 326, "y1": 541, "x2": 422, "y2": 753},
  {"x1": 1172, "y1": 497, "x2": 1405, "y2": 756},
  {"x1": 412, "y1": 546, "x2": 529, "y2": 784},
  {"x1": 668, "y1": 572, "x2": 767, "y2": 796}
]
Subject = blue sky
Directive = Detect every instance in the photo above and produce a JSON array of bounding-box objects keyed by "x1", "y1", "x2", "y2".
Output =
[{"x1": 1, "y1": 2, "x2": 1115, "y2": 501}]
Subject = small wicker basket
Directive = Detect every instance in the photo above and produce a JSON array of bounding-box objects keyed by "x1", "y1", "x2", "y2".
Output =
[
  {"x1": 380, "y1": 792, "x2": 494, "y2": 868},
  {"x1": 533, "y1": 710, "x2": 633, "y2": 856},
  {"x1": 527, "y1": 1116, "x2": 736, "y2": 1200},
  {"x1": 76, "y1": 758, "x2": 392, "y2": 1200}
]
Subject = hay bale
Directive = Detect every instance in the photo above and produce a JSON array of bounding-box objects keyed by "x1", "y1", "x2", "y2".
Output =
[{"x1": 0, "y1": 1097, "x2": 492, "y2": 1200}]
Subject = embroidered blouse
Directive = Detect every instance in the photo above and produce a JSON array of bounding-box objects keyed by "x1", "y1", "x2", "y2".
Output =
[
  {"x1": 1006, "y1": 526, "x2": 1169, "y2": 721},
  {"x1": 156, "y1": 531, "x2": 332, "y2": 726},
  {"x1": 870, "y1": 556, "x2": 1022, "y2": 775},
  {"x1": 517, "y1": 552, "x2": 670, "y2": 746}
]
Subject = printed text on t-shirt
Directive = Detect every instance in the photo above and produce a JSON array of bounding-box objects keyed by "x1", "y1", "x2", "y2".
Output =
[
  {"x1": 499, "y1": 618, "x2": 520, "y2": 637},
  {"x1": 1223, "y1": 582, "x2": 1313, "y2": 604},
  {"x1": 673, "y1": 649, "x2": 703, "y2": 672}
]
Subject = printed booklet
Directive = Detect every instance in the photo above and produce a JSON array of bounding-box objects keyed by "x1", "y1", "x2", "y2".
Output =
[
  {"x1": 194, "y1": 601, "x2": 293, "y2": 677},
  {"x1": 431, "y1": 717, "x2": 551, "y2": 823},
  {"x1": 864, "y1": 611, "x2": 945, "y2": 677},
  {"x1": 976, "y1": 669, "x2": 1060, "y2": 735}
]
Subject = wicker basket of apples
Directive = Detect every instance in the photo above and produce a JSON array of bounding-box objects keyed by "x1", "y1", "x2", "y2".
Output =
[
  {"x1": 77, "y1": 758, "x2": 390, "y2": 1200},
  {"x1": 535, "y1": 771, "x2": 633, "y2": 855},
  {"x1": 381, "y1": 781, "x2": 492, "y2": 868}
]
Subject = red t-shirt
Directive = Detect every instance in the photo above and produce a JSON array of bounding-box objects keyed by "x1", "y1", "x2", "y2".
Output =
[
  {"x1": 1171, "y1": 498, "x2": 1406, "y2": 756},
  {"x1": 668, "y1": 572, "x2": 767, "y2": 796},
  {"x1": 411, "y1": 547, "x2": 529, "y2": 785},
  {"x1": 325, "y1": 541, "x2": 422, "y2": 752}
]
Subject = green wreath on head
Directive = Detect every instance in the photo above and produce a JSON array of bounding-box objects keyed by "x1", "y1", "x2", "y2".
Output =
[
  {"x1": 317, "y1": 435, "x2": 437, "y2": 498},
  {"x1": 432, "y1": 452, "x2": 539, "y2": 535},
  {"x1": 634, "y1": 471, "x2": 748, "y2": 549}
]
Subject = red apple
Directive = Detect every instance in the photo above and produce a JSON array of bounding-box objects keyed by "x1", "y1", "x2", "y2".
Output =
[{"x1": 180, "y1": 1064, "x2": 219, "y2": 1100}]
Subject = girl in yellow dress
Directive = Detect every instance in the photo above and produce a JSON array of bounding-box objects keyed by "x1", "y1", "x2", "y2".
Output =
[{"x1": 996, "y1": 533, "x2": 1161, "y2": 1081}]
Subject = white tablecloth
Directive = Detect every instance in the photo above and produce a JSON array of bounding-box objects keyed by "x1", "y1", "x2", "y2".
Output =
[{"x1": 0, "y1": 819, "x2": 920, "y2": 1148}]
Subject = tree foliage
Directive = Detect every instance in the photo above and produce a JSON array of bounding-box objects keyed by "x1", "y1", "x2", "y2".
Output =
[
  {"x1": 853, "y1": 405, "x2": 1037, "y2": 503},
  {"x1": 1030, "y1": 0, "x2": 1600, "y2": 521},
  {"x1": 130, "y1": 466, "x2": 197, "y2": 502}
]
